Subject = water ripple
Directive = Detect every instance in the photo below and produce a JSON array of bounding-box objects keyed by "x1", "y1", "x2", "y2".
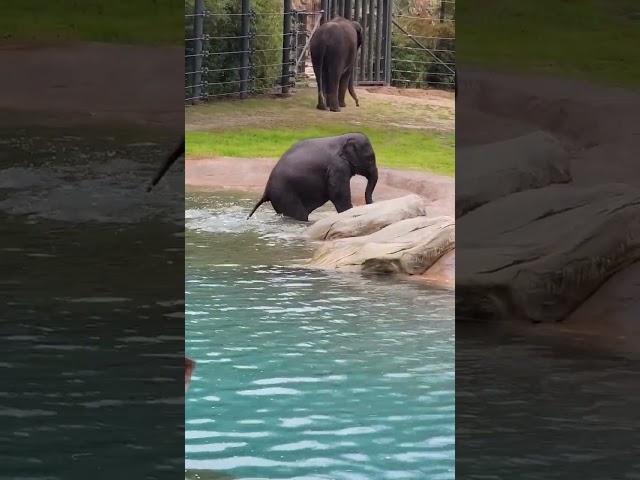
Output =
[{"x1": 186, "y1": 191, "x2": 455, "y2": 479}]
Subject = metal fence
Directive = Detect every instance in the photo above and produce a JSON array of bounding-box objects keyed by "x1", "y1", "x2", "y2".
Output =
[
  {"x1": 391, "y1": 6, "x2": 456, "y2": 90},
  {"x1": 185, "y1": 0, "x2": 455, "y2": 104}
]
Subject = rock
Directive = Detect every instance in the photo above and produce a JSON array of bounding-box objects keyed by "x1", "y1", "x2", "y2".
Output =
[
  {"x1": 456, "y1": 183, "x2": 640, "y2": 323},
  {"x1": 456, "y1": 131, "x2": 571, "y2": 217},
  {"x1": 309, "y1": 216, "x2": 455, "y2": 275},
  {"x1": 417, "y1": 250, "x2": 455, "y2": 288},
  {"x1": 306, "y1": 194, "x2": 428, "y2": 240}
]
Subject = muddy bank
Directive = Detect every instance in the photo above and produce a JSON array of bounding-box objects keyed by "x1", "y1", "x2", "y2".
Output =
[
  {"x1": 186, "y1": 157, "x2": 455, "y2": 287},
  {"x1": 0, "y1": 42, "x2": 183, "y2": 131}
]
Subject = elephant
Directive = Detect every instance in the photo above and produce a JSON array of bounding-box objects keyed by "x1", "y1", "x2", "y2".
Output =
[
  {"x1": 146, "y1": 137, "x2": 184, "y2": 192},
  {"x1": 310, "y1": 16, "x2": 362, "y2": 112},
  {"x1": 247, "y1": 133, "x2": 378, "y2": 222}
]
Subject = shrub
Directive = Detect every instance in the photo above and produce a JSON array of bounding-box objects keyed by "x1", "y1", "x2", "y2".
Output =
[
  {"x1": 185, "y1": 0, "x2": 284, "y2": 99},
  {"x1": 391, "y1": 1, "x2": 456, "y2": 90}
]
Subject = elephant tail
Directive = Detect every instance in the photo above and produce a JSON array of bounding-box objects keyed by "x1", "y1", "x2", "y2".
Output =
[{"x1": 247, "y1": 194, "x2": 268, "y2": 219}]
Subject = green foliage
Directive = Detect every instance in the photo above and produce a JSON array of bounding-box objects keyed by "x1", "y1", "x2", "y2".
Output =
[
  {"x1": 185, "y1": 0, "x2": 283, "y2": 98},
  {"x1": 457, "y1": 0, "x2": 640, "y2": 88},
  {"x1": 1, "y1": 0, "x2": 181, "y2": 44},
  {"x1": 391, "y1": 2, "x2": 456, "y2": 90}
]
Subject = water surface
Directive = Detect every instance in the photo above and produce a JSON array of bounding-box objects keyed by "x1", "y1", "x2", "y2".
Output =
[
  {"x1": 1, "y1": 128, "x2": 184, "y2": 479},
  {"x1": 186, "y1": 191, "x2": 455, "y2": 479}
]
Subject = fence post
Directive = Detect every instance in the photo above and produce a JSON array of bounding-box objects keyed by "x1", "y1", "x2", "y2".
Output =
[
  {"x1": 354, "y1": 0, "x2": 361, "y2": 82},
  {"x1": 344, "y1": 0, "x2": 352, "y2": 19},
  {"x1": 322, "y1": 0, "x2": 330, "y2": 22},
  {"x1": 359, "y1": 0, "x2": 367, "y2": 81},
  {"x1": 367, "y1": 0, "x2": 374, "y2": 80},
  {"x1": 281, "y1": 0, "x2": 293, "y2": 95},
  {"x1": 383, "y1": 0, "x2": 392, "y2": 85},
  {"x1": 240, "y1": 0, "x2": 251, "y2": 99},
  {"x1": 192, "y1": 0, "x2": 205, "y2": 103},
  {"x1": 375, "y1": 0, "x2": 383, "y2": 82}
]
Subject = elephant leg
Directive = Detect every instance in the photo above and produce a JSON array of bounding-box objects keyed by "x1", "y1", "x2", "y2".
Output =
[
  {"x1": 271, "y1": 191, "x2": 310, "y2": 222},
  {"x1": 312, "y1": 58, "x2": 327, "y2": 110},
  {"x1": 338, "y1": 72, "x2": 349, "y2": 108},
  {"x1": 325, "y1": 64, "x2": 341, "y2": 112},
  {"x1": 328, "y1": 170, "x2": 353, "y2": 213}
]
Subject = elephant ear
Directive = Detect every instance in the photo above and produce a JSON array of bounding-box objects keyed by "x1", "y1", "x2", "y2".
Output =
[
  {"x1": 339, "y1": 137, "x2": 360, "y2": 170},
  {"x1": 352, "y1": 22, "x2": 363, "y2": 49}
]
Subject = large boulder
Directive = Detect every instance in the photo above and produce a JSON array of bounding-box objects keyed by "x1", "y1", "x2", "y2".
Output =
[
  {"x1": 309, "y1": 216, "x2": 455, "y2": 275},
  {"x1": 456, "y1": 183, "x2": 640, "y2": 323},
  {"x1": 306, "y1": 194, "x2": 428, "y2": 240},
  {"x1": 456, "y1": 131, "x2": 571, "y2": 217}
]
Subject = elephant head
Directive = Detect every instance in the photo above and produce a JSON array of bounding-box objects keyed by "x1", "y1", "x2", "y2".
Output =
[{"x1": 340, "y1": 133, "x2": 378, "y2": 204}]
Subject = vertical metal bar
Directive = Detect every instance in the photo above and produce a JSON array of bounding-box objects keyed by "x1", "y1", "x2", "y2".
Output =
[
  {"x1": 192, "y1": 0, "x2": 205, "y2": 103},
  {"x1": 344, "y1": 0, "x2": 352, "y2": 20},
  {"x1": 383, "y1": 0, "x2": 392, "y2": 85},
  {"x1": 281, "y1": 0, "x2": 293, "y2": 94},
  {"x1": 367, "y1": 0, "x2": 374, "y2": 80},
  {"x1": 240, "y1": 0, "x2": 251, "y2": 98},
  {"x1": 354, "y1": 0, "x2": 361, "y2": 82},
  {"x1": 359, "y1": 0, "x2": 367, "y2": 81},
  {"x1": 375, "y1": 0, "x2": 382, "y2": 81},
  {"x1": 332, "y1": 0, "x2": 337, "y2": 18}
]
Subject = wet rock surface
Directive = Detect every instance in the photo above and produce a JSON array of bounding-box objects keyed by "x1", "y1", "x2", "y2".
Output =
[{"x1": 306, "y1": 195, "x2": 455, "y2": 280}]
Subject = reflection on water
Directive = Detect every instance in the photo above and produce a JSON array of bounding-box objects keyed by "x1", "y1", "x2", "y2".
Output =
[
  {"x1": 1, "y1": 128, "x2": 184, "y2": 479},
  {"x1": 186, "y1": 191, "x2": 455, "y2": 479}
]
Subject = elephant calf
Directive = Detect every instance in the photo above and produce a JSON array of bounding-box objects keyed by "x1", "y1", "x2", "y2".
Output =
[
  {"x1": 248, "y1": 133, "x2": 378, "y2": 222},
  {"x1": 310, "y1": 16, "x2": 362, "y2": 112}
]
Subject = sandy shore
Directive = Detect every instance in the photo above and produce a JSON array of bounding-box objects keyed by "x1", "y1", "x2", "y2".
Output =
[{"x1": 186, "y1": 157, "x2": 455, "y2": 288}]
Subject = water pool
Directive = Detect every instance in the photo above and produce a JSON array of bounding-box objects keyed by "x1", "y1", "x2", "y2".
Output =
[
  {"x1": 0, "y1": 128, "x2": 184, "y2": 478},
  {"x1": 186, "y1": 191, "x2": 455, "y2": 480}
]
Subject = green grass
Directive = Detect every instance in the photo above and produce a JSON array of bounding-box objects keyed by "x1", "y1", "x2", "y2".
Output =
[
  {"x1": 186, "y1": 126, "x2": 455, "y2": 175},
  {"x1": 1, "y1": 1, "x2": 182, "y2": 44},
  {"x1": 458, "y1": 0, "x2": 640, "y2": 88}
]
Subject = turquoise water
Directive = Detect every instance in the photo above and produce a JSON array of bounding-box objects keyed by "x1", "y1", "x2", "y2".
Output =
[{"x1": 186, "y1": 191, "x2": 455, "y2": 480}]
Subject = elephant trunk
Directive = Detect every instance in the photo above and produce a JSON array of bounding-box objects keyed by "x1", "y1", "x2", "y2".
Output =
[{"x1": 364, "y1": 167, "x2": 378, "y2": 204}]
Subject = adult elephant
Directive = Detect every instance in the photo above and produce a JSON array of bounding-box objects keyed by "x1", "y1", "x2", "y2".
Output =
[
  {"x1": 310, "y1": 16, "x2": 362, "y2": 112},
  {"x1": 247, "y1": 133, "x2": 378, "y2": 222},
  {"x1": 146, "y1": 137, "x2": 184, "y2": 192}
]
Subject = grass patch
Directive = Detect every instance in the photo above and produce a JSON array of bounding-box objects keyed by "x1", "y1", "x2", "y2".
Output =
[
  {"x1": 1, "y1": 1, "x2": 182, "y2": 45},
  {"x1": 458, "y1": 0, "x2": 640, "y2": 88},
  {"x1": 186, "y1": 126, "x2": 455, "y2": 175}
]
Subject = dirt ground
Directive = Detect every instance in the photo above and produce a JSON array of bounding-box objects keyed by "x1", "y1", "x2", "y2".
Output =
[
  {"x1": 0, "y1": 42, "x2": 183, "y2": 130},
  {"x1": 186, "y1": 85, "x2": 454, "y2": 133}
]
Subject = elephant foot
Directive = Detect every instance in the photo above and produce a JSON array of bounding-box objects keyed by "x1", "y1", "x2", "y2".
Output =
[
  {"x1": 339, "y1": 102, "x2": 347, "y2": 108},
  {"x1": 316, "y1": 103, "x2": 328, "y2": 111},
  {"x1": 330, "y1": 106, "x2": 341, "y2": 112}
]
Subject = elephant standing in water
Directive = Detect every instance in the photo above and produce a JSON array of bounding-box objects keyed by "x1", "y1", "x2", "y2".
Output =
[
  {"x1": 310, "y1": 16, "x2": 362, "y2": 112},
  {"x1": 146, "y1": 138, "x2": 184, "y2": 192},
  {"x1": 247, "y1": 133, "x2": 378, "y2": 222}
]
